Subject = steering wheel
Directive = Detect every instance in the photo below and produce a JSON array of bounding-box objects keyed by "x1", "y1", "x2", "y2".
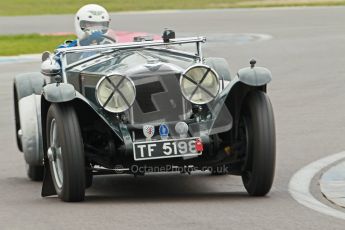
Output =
[
  {"x1": 79, "y1": 32, "x2": 116, "y2": 46},
  {"x1": 99, "y1": 34, "x2": 116, "y2": 45}
]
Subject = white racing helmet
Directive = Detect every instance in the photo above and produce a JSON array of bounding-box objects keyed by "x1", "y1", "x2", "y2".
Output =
[{"x1": 74, "y1": 4, "x2": 110, "y2": 40}]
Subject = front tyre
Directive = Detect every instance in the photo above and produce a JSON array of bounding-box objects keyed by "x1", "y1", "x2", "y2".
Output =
[
  {"x1": 240, "y1": 90, "x2": 276, "y2": 196},
  {"x1": 46, "y1": 103, "x2": 85, "y2": 202}
]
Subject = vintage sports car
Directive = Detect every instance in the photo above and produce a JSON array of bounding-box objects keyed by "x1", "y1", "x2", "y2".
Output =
[{"x1": 13, "y1": 30, "x2": 275, "y2": 202}]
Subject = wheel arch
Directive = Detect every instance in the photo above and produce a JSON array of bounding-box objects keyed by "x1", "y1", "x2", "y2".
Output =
[
  {"x1": 40, "y1": 96, "x2": 123, "y2": 157},
  {"x1": 225, "y1": 64, "x2": 272, "y2": 139}
]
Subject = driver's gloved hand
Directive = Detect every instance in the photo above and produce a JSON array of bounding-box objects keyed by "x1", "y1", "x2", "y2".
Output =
[{"x1": 79, "y1": 31, "x2": 104, "y2": 46}]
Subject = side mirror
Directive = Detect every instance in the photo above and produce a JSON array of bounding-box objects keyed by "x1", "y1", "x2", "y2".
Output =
[{"x1": 41, "y1": 52, "x2": 61, "y2": 77}]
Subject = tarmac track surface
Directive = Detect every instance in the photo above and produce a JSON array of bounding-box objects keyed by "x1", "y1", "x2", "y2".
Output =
[{"x1": 0, "y1": 7, "x2": 345, "y2": 230}]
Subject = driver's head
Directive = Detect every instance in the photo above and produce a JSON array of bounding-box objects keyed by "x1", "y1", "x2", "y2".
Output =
[{"x1": 74, "y1": 4, "x2": 110, "y2": 41}]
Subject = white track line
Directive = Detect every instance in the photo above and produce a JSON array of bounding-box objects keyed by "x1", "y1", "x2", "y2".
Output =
[{"x1": 289, "y1": 151, "x2": 345, "y2": 220}]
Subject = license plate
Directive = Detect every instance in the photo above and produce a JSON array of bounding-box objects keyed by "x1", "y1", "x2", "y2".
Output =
[{"x1": 133, "y1": 137, "x2": 202, "y2": 161}]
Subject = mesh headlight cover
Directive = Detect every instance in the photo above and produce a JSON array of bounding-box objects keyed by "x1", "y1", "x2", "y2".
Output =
[
  {"x1": 96, "y1": 74, "x2": 136, "y2": 113},
  {"x1": 180, "y1": 65, "x2": 220, "y2": 104}
]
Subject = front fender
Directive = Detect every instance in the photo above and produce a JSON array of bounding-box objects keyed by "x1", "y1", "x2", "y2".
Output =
[
  {"x1": 221, "y1": 66, "x2": 272, "y2": 142},
  {"x1": 42, "y1": 83, "x2": 76, "y2": 103},
  {"x1": 237, "y1": 66, "x2": 272, "y2": 86}
]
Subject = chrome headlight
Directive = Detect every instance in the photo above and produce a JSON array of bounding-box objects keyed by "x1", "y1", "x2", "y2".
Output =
[
  {"x1": 96, "y1": 74, "x2": 136, "y2": 113},
  {"x1": 180, "y1": 65, "x2": 220, "y2": 104}
]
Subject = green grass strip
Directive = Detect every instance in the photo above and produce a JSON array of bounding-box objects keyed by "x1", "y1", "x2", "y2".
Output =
[{"x1": 0, "y1": 34, "x2": 76, "y2": 56}]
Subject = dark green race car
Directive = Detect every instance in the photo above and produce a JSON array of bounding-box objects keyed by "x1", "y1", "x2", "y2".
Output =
[{"x1": 13, "y1": 30, "x2": 275, "y2": 202}]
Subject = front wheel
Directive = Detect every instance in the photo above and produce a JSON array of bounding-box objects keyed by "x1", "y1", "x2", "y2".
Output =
[
  {"x1": 240, "y1": 90, "x2": 276, "y2": 196},
  {"x1": 46, "y1": 103, "x2": 85, "y2": 202}
]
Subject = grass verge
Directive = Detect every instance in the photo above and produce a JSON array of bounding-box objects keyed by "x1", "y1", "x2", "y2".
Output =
[
  {"x1": 0, "y1": 0, "x2": 344, "y2": 16},
  {"x1": 0, "y1": 34, "x2": 76, "y2": 56}
]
